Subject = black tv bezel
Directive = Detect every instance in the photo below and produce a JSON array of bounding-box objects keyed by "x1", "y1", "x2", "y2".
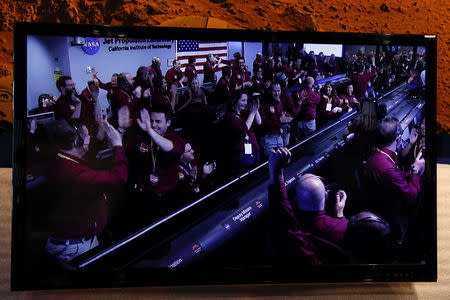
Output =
[{"x1": 11, "y1": 22, "x2": 437, "y2": 290}]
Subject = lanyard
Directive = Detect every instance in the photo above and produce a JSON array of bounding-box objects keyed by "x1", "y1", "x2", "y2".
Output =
[
  {"x1": 150, "y1": 140, "x2": 159, "y2": 172},
  {"x1": 57, "y1": 153, "x2": 80, "y2": 165},
  {"x1": 122, "y1": 90, "x2": 132, "y2": 103},
  {"x1": 179, "y1": 163, "x2": 190, "y2": 175},
  {"x1": 376, "y1": 148, "x2": 396, "y2": 166}
]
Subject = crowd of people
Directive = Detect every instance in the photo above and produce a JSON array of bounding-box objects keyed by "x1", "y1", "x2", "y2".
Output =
[
  {"x1": 25, "y1": 45, "x2": 427, "y2": 267},
  {"x1": 268, "y1": 112, "x2": 426, "y2": 264}
]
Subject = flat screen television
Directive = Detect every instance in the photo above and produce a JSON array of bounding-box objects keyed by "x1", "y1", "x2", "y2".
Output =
[{"x1": 12, "y1": 22, "x2": 437, "y2": 290}]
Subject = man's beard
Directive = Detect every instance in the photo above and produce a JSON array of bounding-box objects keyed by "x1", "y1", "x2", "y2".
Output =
[
  {"x1": 65, "y1": 89, "x2": 73, "y2": 98},
  {"x1": 65, "y1": 88, "x2": 77, "y2": 98}
]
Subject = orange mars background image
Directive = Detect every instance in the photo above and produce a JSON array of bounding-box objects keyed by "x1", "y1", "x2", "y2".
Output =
[{"x1": 0, "y1": 0, "x2": 448, "y2": 130}]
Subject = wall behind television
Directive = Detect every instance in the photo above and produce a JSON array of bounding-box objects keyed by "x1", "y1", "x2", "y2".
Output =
[{"x1": 0, "y1": 0, "x2": 447, "y2": 131}]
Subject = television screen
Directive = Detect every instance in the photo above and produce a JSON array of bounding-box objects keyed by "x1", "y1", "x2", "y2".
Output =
[{"x1": 12, "y1": 23, "x2": 437, "y2": 290}]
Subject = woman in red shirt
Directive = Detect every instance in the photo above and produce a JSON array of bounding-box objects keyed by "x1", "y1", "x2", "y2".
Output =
[{"x1": 223, "y1": 90, "x2": 262, "y2": 173}]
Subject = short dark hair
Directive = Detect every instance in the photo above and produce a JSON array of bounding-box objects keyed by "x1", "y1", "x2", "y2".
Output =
[
  {"x1": 222, "y1": 66, "x2": 231, "y2": 77},
  {"x1": 270, "y1": 81, "x2": 281, "y2": 91},
  {"x1": 150, "y1": 106, "x2": 174, "y2": 122},
  {"x1": 188, "y1": 56, "x2": 196, "y2": 64},
  {"x1": 49, "y1": 119, "x2": 84, "y2": 150},
  {"x1": 136, "y1": 66, "x2": 149, "y2": 79},
  {"x1": 377, "y1": 117, "x2": 402, "y2": 147},
  {"x1": 56, "y1": 76, "x2": 72, "y2": 92},
  {"x1": 344, "y1": 211, "x2": 392, "y2": 263},
  {"x1": 230, "y1": 89, "x2": 248, "y2": 107}
]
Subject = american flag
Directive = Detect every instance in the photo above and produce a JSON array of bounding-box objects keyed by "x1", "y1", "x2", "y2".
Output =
[{"x1": 176, "y1": 40, "x2": 228, "y2": 74}]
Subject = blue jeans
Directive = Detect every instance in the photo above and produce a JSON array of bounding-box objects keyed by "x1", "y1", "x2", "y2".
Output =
[
  {"x1": 280, "y1": 123, "x2": 291, "y2": 147},
  {"x1": 261, "y1": 134, "x2": 284, "y2": 157},
  {"x1": 233, "y1": 150, "x2": 260, "y2": 172},
  {"x1": 45, "y1": 236, "x2": 99, "y2": 264},
  {"x1": 297, "y1": 119, "x2": 316, "y2": 137}
]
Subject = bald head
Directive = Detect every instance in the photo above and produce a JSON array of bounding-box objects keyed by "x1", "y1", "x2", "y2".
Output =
[
  {"x1": 305, "y1": 76, "x2": 315, "y2": 88},
  {"x1": 295, "y1": 174, "x2": 326, "y2": 212}
]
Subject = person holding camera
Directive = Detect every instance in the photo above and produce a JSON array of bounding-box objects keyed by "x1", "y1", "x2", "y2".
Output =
[
  {"x1": 203, "y1": 54, "x2": 222, "y2": 84},
  {"x1": 363, "y1": 117, "x2": 425, "y2": 242},
  {"x1": 399, "y1": 119, "x2": 426, "y2": 170}
]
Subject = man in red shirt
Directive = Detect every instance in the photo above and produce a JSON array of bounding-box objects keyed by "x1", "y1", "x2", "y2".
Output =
[
  {"x1": 129, "y1": 107, "x2": 185, "y2": 221},
  {"x1": 252, "y1": 52, "x2": 264, "y2": 74},
  {"x1": 352, "y1": 58, "x2": 376, "y2": 98},
  {"x1": 177, "y1": 142, "x2": 216, "y2": 201},
  {"x1": 165, "y1": 59, "x2": 185, "y2": 88},
  {"x1": 79, "y1": 78, "x2": 102, "y2": 134},
  {"x1": 214, "y1": 66, "x2": 232, "y2": 106},
  {"x1": 203, "y1": 54, "x2": 222, "y2": 84},
  {"x1": 45, "y1": 119, "x2": 127, "y2": 265},
  {"x1": 184, "y1": 56, "x2": 198, "y2": 83},
  {"x1": 363, "y1": 117, "x2": 425, "y2": 241},
  {"x1": 54, "y1": 76, "x2": 82, "y2": 121},
  {"x1": 294, "y1": 76, "x2": 321, "y2": 138},
  {"x1": 111, "y1": 72, "x2": 140, "y2": 122},
  {"x1": 267, "y1": 148, "x2": 347, "y2": 264},
  {"x1": 231, "y1": 58, "x2": 252, "y2": 91},
  {"x1": 165, "y1": 59, "x2": 185, "y2": 108},
  {"x1": 260, "y1": 82, "x2": 293, "y2": 156}
]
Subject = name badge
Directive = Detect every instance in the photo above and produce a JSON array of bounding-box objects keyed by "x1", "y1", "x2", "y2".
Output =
[
  {"x1": 139, "y1": 142, "x2": 149, "y2": 152},
  {"x1": 194, "y1": 186, "x2": 200, "y2": 193},
  {"x1": 326, "y1": 103, "x2": 332, "y2": 111},
  {"x1": 269, "y1": 106, "x2": 275, "y2": 113},
  {"x1": 244, "y1": 143, "x2": 252, "y2": 155},
  {"x1": 149, "y1": 173, "x2": 159, "y2": 185},
  {"x1": 69, "y1": 105, "x2": 75, "y2": 111}
]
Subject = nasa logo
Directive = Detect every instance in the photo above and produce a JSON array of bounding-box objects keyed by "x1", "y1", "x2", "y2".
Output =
[{"x1": 82, "y1": 38, "x2": 101, "y2": 55}]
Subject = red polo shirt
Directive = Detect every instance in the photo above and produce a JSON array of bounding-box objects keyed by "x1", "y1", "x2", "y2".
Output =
[
  {"x1": 47, "y1": 147, "x2": 128, "y2": 239},
  {"x1": 260, "y1": 96, "x2": 284, "y2": 136},
  {"x1": 223, "y1": 109, "x2": 260, "y2": 153},
  {"x1": 165, "y1": 67, "x2": 183, "y2": 87},
  {"x1": 295, "y1": 87, "x2": 321, "y2": 121},
  {"x1": 54, "y1": 95, "x2": 81, "y2": 120},
  {"x1": 184, "y1": 64, "x2": 197, "y2": 82},
  {"x1": 363, "y1": 146, "x2": 421, "y2": 221},
  {"x1": 130, "y1": 130, "x2": 185, "y2": 193}
]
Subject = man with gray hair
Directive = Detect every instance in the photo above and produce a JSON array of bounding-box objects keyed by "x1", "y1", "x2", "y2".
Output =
[
  {"x1": 293, "y1": 76, "x2": 321, "y2": 138},
  {"x1": 363, "y1": 117, "x2": 425, "y2": 241}
]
